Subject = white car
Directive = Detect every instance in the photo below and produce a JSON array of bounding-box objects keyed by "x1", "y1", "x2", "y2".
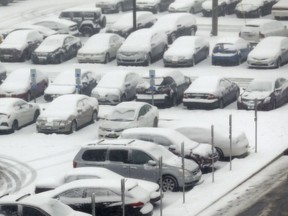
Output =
[
  {"x1": 247, "y1": 36, "x2": 288, "y2": 68},
  {"x1": 96, "y1": 0, "x2": 133, "y2": 13},
  {"x1": 235, "y1": 0, "x2": 277, "y2": 18},
  {"x1": 272, "y1": 0, "x2": 288, "y2": 19},
  {"x1": 99, "y1": 101, "x2": 159, "y2": 138},
  {"x1": 77, "y1": 33, "x2": 124, "y2": 64},
  {"x1": 0, "y1": 98, "x2": 40, "y2": 132},
  {"x1": 168, "y1": 0, "x2": 205, "y2": 13},
  {"x1": 35, "y1": 167, "x2": 162, "y2": 203},
  {"x1": 91, "y1": 70, "x2": 141, "y2": 105}
]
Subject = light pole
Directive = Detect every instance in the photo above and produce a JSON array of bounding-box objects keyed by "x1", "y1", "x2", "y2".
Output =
[
  {"x1": 211, "y1": 0, "x2": 218, "y2": 36},
  {"x1": 133, "y1": 0, "x2": 137, "y2": 31}
]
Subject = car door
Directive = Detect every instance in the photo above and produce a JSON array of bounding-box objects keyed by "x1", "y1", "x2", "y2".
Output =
[
  {"x1": 82, "y1": 98, "x2": 93, "y2": 124},
  {"x1": 15, "y1": 101, "x2": 31, "y2": 126},
  {"x1": 106, "y1": 149, "x2": 130, "y2": 177},
  {"x1": 280, "y1": 39, "x2": 288, "y2": 62},
  {"x1": 274, "y1": 78, "x2": 286, "y2": 105},
  {"x1": 21, "y1": 206, "x2": 49, "y2": 216},
  {"x1": 150, "y1": 33, "x2": 162, "y2": 58},
  {"x1": 76, "y1": 99, "x2": 87, "y2": 126},
  {"x1": 109, "y1": 35, "x2": 119, "y2": 58},
  {"x1": 219, "y1": 79, "x2": 232, "y2": 104},
  {"x1": 56, "y1": 188, "x2": 86, "y2": 211}
]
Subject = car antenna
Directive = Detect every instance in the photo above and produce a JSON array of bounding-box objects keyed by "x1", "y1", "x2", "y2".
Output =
[{"x1": 128, "y1": 140, "x2": 135, "y2": 144}]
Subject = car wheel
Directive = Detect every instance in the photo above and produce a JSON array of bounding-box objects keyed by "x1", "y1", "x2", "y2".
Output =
[
  {"x1": 190, "y1": 28, "x2": 196, "y2": 36},
  {"x1": 153, "y1": 117, "x2": 158, "y2": 127},
  {"x1": 276, "y1": 58, "x2": 281, "y2": 68},
  {"x1": 218, "y1": 99, "x2": 224, "y2": 109},
  {"x1": 171, "y1": 94, "x2": 177, "y2": 107},
  {"x1": 26, "y1": 92, "x2": 32, "y2": 102},
  {"x1": 116, "y1": 3, "x2": 123, "y2": 13},
  {"x1": 33, "y1": 110, "x2": 40, "y2": 123},
  {"x1": 20, "y1": 50, "x2": 28, "y2": 62},
  {"x1": 11, "y1": 121, "x2": 19, "y2": 133},
  {"x1": 81, "y1": 26, "x2": 93, "y2": 37},
  {"x1": 91, "y1": 111, "x2": 98, "y2": 123},
  {"x1": 170, "y1": 33, "x2": 177, "y2": 44},
  {"x1": 57, "y1": 54, "x2": 64, "y2": 64},
  {"x1": 70, "y1": 120, "x2": 77, "y2": 133},
  {"x1": 191, "y1": 55, "x2": 196, "y2": 66},
  {"x1": 216, "y1": 147, "x2": 224, "y2": 160},
  {"x1": 104, "y1": 53, "x2": 110, "y2": 64},
  {"x1": 121, "y1": 94, "x2": 126, "y2": 102},
  {"x1": 271, "y1": 100, "x2": 276, "y2": 110},
  {"x1": 256, "y1": 8, "x2": 261, "y2": 18},
  {"x1": 235, "y1": 90, "x2": 240, "y2": 100},
  {"x1": 205, "y1": 48, "x2": 209, "y2": 58},
  {"x1": 144, "y1": 53, "x2": 151, "y2": 66},
  {"x1": 162, "y1": 175, "x2": 178, "y2": 192},
  {"x1": 237, "y1": 55, "x2": 242, "y2": 65},
  {"x1": 153, "y1": 4, "x2": 160, "y2": 14},
  {"x1": 189, "y1": 7, "x2": 195, "y2": 14}
]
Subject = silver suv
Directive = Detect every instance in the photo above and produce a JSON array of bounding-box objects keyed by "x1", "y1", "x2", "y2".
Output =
[{"x1": 73, "y1": 139, "x2": 202, "y2": 191}]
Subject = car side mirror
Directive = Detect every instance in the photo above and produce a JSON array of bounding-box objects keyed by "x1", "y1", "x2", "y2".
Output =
[{"x1": 148, "y1": 160, "x2": 157, "y2": 166}]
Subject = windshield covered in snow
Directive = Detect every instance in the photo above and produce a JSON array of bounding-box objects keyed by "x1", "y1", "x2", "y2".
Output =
[
  {"x1": 247, "y1": 81, "x2": 273, "y2": 92},
  {"x1": 213, "y1": 43, "x2": 237, "y2": 53},
  {"x1": 108, "y1": 108, "x2": 136, "y2": 121}
]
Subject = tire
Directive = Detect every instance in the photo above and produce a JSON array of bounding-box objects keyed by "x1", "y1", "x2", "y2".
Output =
[
  {"x1": 235, "y1": 90, "x2": 240, "y2": 100},
  {"x1": 121, "y1": 94, "x2": 126, "y2": 102},
  {"x1": 216, "y1": 147, "x2": 224, "y2": 160},
  {"x1": 237, "y1": 55, "x2": 242, "y2": 65},
  {"x1": 70, "y1": 120, "x2": 77, "y2": 134},
  {"x1": 11, "y1": 121, "x2": 18, "y2": 133},
  {"x1": 256, "y1": 8, "x2": 261, "y2": 18},
  {"x1": 20, "y1": 50, "x2": 28, "y2": 62},
  {"x1": 170, "y1": 33, "x2": 177, "y2": 44},
  {"x1": 218, "y1": 99, "x2": 224, "y2": 109},
  {"x1": 33, "y1": 110, "x2": 40, "y2": 123},
  {"x1": 153, "y1": 4, "x2": 160, "y2": 14},
  {"x1": 189, "y1": 7, "x2": 195, "y2": 14},
  {"x1": 153, "y1": 117, "x2": 158, "y2": 127},
  {"x1": 276, "y1": 58, "x2": 281, "y2": 68},
  {"x1": 81, "y1": 26, "x2": 93, "y2": 37},
  {"x1": 116, "y1": 3, "x2": 123, "y2": 13},
  {"x1": 144, "y1": 53, "x2": 151, "y2": 66},
  {"x1": 171, "y1": 94, "x2": 177, "y2": 107},
  {"x1": 191, "y1": 55, "x2": 196, "y2": 66},
  {"x1": 162, "y1": 175, "x2": 178, "y2": 192},
  {"x1": 57, "y1": 54, "x2": 64, "y2": 64},
  {"x1": 190, "y1": 28, "x2": 196, "y2": 36},
  {"x1": 271, "y1": 100, "x2": 276, "y2": 110},
  {"x1": 26, "y1": 92, "x2": 32, "y2": 102},
  {"x1": 91, "y1": 111, "x2": 98, "y2": 123},
  {"x1": 104, "y1": 53, "x2": 110, "y2": 64}
]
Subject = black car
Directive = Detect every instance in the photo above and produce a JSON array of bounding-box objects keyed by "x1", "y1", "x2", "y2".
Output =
[
  {"x1": 31, "y1": 34, "x2": 82, "y2": 64},
  {"x1": 136, "y1": 70, "x2": 191, "y2": 107},
  {"x1": 237, "y1": 78, "x2": 288, "y2": 111},
  {"x1": 136, "y1": 0, "x2": 175, "y2": 13}
]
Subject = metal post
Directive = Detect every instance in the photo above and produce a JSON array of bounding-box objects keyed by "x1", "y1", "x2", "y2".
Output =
[
  {"x1": 91, "y1": 193, "x2": 96, "y2": 216},
  {"x1": 229, "y1": 114, "x2": 233, "y2": 170},
  {"x1": 211, "y1": 0, "x2": 218, "y2": 36},
  {"x1": 254, "y1": 99, "x2": 258, "y2": 153},
  {"x1": 152, "y1": 90, "x2": 154, "y2": 106},
  {"x1": 133, "y1": 0, "x2": 137, "y2": 31},
  {"x1": 211, "y1": 125, "x2": 215, "y2": 183},
  {"x1": 159, "y1": 157, "x2": 163, "y2": 216},
  {"x1": 121, "y1": 179, "x2": 125, "y2": 216},
  {"x1": 181, "y1": 142, "x2": 185, "y2": 203}
]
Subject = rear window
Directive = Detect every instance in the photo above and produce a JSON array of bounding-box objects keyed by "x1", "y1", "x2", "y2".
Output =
[
  {"x1": 60, "y1": 12, "x2": 70, "y2": 18},
  {"x1": 0, "y1": 205, "x2": 18, "y2": 216},
  {"x1": 82, "y1": 149, "x2": 107, "y2": 161}
]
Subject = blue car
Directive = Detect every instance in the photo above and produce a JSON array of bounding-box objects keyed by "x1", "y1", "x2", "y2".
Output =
[{"x1": 212, "y1": 37, "x2": 251, "y2": 66}]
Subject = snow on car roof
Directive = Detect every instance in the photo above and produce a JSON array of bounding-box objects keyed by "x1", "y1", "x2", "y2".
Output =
[
  {"x1": 116, "y1": 101, "x2": 149, "y2": 109},
  {"x1": 120, "y1": 28, "x2": 154, "y2": 50},
  {"x1": 185, "y1": 76, "x2": 222, "y2": 93},
  {"x1": 97, "y1": 70, "x2": 132, "y2": 88},
  {"x1": 152, "y1": 13, "x2": 196, "y2": 30},
  {"x1": 65, "y1": 167, "x2": 122, "y2": 179},
  {"x1": 215, "y1": 37, "x2": 248, "y2": 49},
  {"x1": 2, "y1": 29, "x2": 37, "y2": 44},
  {"x1": 61, "y1": 7, "x2": 102, "y2": 13},
  {"x1": 245, "y1": 19, "x2": 276, "y2": 26},
  {"x1": 112, "y1": 11, "x2": 154, "y2": 28},
  {"x1": 273, "y1": 0, "x2": 288, "y2": 8},
  {"x1": 254, "y1": 36, "x2": 287, "y2": 51},
  {"x1": 35, "y1": 18, "x2": 77, "y2": 26},
  {"x1": 0, "y1": 98, "x2": 22, "y2": 113},
  {"x1": 142, "y1": 69, "x2": 186, "y2": 86}
]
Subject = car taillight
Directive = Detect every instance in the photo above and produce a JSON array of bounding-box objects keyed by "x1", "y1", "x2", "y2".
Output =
[
  {"x1": 207, "y1": 94, "x2": 216, "y2": 99},
  {"x1": 73, "y1": 161, "x2": 77, "y2": 168},
  {"x1": 129, "y1": 202, "x2": 144, "y2": 208},
  {"x1": 259, "y1": 32, "x2": 265, "y2": 39}
]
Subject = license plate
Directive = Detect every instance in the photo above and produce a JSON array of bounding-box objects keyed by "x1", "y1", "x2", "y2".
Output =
[{"x1": 248, "y1": 105, "x2": 254, "y2": 110}]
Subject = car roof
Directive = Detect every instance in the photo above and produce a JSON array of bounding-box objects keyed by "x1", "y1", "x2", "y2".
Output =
[
  {"x1": 35, "y1": 18, "x2": 77, "y2": 26},
  {"x1": 216, "y1": 37, "x2": 246, "y2": 45},
  {"x1": 115, "y1": 101, "x2": 149, "y2": 109},
  {"x1": 52, "y1": 94, "x2": 87, "y2": 102},
  {"x1": 245, "y1": 19, "x2": 277, "y2": 26},
  {"x1": 142, "y1": 69, "x2": 186, "y2": 86},
  {"x1": 61, "y1": 7, "x2": 102, "y2": 13},
  {"x1": 65, "y1": 167, "x2": 122, "y2": 179}
]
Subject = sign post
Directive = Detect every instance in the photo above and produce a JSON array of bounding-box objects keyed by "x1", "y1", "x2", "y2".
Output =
[
  {"x1": 254, "y1": 99, "x2": 258, "y2": 153},
  {"x1": 75, "y1": 68, "x2": 81, "y2": 94},
  {"x1": 181, "y1": 142, "x2": 185, "y2": 203},
  {"x1": 149, "y1": 69, "x2": 155, "y2": 106},
  {"x1": 159, "y1": 156, "x2": 163, "y2": 216},
  {"x1": 211, "y1": 125, "x2": 215, "y2": 183},
  {"x1": 30, "y1": 69, "x2": 37, "y2": 102},
  {"x1": 121, "y1": 179, "x2": 125, "y2": 216},
  {"x1": 229, "y1": 114, "x2": 232, "y2": 171}
]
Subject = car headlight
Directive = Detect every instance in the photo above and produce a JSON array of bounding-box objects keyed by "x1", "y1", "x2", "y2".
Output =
[
  {"x1": 95, "y1": 52, "x2": 105, "y2": 56},
  {"x1": 165, "y1": 55, "x2": 173, "y2": 60},
  {"x1": 107, "y1": 94, "x2": 119, "y2": 101},
  {"x1": 179, "y1": 169, "x2": 193, "y2": 177},
  {"x1": 263, "y1": 97, "x2": 271, "y2": 103}
]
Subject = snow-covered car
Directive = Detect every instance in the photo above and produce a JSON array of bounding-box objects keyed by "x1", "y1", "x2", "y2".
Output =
[
  {"x1": 117, "y1": 28, "x2": 168, "y2": 66},
  {"x1": 239, "y1": 19, "x2": 288, "y2": 45},
  {"x1": 0, "y1": 98, "x2": 40, "y2": 133},
  {"x1": 34, "y1": 18, "x2": 79, "y2": 35},
  {"x1": 106, "y1": 11, "x2": 157, "y2": 38},
  {"x1": 151, "y1": 13, "x2": 197, "y2": 44},
  {"x1": 247, "y1": 36, "x2": 288, "y2": 69},
  {"x1": 99, "y1": 101, "x2": 159, "y2": 138},
  {"x1": 35, "y1": 167, "x2": 162, "y2": 203},
  {"x1": 175, "y1": 125, "x2": 250, "y2": 159},
  {"x1": 31, "y1": 34, "x2": 82, "y2": 64},
  {"x1": 120, "y1": 127, "x2": 219, "y2": 169},
  {"x1": 235, "y1": 0, "x2": 277, "y2": 18},
  {"x1": 0, "y1": 63, "x2": 6, "y2": 85},
  {"x1": 212, "y1": 37, "x2": 251, "y2": 66},
  {"x1": 0, "y1": 195, "x2": 91, "y2": 216},
  {"x1": 237, "y1": 77, "x2": 288, "y2": 111},
  {"x1": 36, "y1": 94, "x2": 99, "y2": 134},
  {"x1": 0, "y1": 0, "x2": 9, "y2": 6},
  {"x1": 168, "y1": 0, "x2": 205, "y2": 13},
  {"x1": 44, "y1": 70, "x2": 100, "y2": 102},
  {"x1": 73, "y1": 139, "x2": 202, "y2": 191},
  {"x1": 59, "y1": 7, "x2": 106, "y2": 36},
  {"x1": 136, "y1": 0, "x2": 175, "y2": 13},
  {"x1": 0, "y1": 68, "x2": 48, "y2": 101},
  {"x1": 0, "y1": 30, "x2": 43, "y2": 62},
  {"x1": 272, "y1": 0, "x2": 288, "y2": 19},
  {"x1": 163, "y1": 36, "x2": 209, "y2": 67},
  {"x1": 183, "y1": 76, "x2": 240, "y2": 109},
  {"x1": 202, "y1": 0, "x2": 240, "y2": 16},
  {"x1": 77, "y1": 33, "x2": 124, "y2": 64},
  {"x1": 96, "y1": 0, "x2": 133, "y2": 13},
  {"x1": 35, "y1": 179, "x2": 153, "y2": 216},
  {"x1": 91, "y1": 70, "x2": 141, "y2": 105},
  {"x1": 136, "y1": 70, "x2": 191, "y2": 106}
]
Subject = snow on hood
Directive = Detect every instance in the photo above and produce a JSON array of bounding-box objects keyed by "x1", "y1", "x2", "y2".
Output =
[
  {"x1": 165, "y1": 38, "x2": 195, "y2": 57},
  {"x1": 0, "y1": 42, "x2": 26, "y2": 50},
  {"x1": 185, "y1": 76, "x2": 220, "y2": 94},
  {"x1": 169, "y1": 0, "x2": 191, "y2": 9},
  {"x1": 192, "y1": 143, "x2": 214, "y2": 158},
  {"x1": 273, "y1": 0, "x2": 288, "y2": 8},
  {"x1": 202, "y1": 0, "x2": 226, "y2": 10},
  {"x1": 93, "y1": 87, "x2": 121, "y2": 98},
  {"x1": 79, "y1": 35, "x2": 109, "y2": 54},
  {"x1": 248, "y1": 38, "x2": 283, "y2": 59},
  {"x1": 35, "y1": 35, "x2": 65, "y2": 53},
  {"x1": 45, "y1": 84, "x2": 75, "y2": 95},
  {"x1": 0, "y1": 70, "x2": 30, "y2": 94},
  {"x1": 236, "y1": 0, "x2": 262, "y2": 12},
  {"x1": 100, "y1": 119, "x2": 136, "y2": 130},
  {"x1": 241, "y1": 91, "x2": 271, "y2": 100}
]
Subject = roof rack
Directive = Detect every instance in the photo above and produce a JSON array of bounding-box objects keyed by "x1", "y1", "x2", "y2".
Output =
[
  {"x1": 15, "y1": 193, "x2": 31, "y2": 202},
  {"x1": 91, "y1": 139, "x2": 136, "y2": 146}
]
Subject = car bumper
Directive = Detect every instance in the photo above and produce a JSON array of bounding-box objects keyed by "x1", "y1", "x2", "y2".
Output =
[
  {"x1": 237, "y1": 100, "x2": 273, "y2": 111},
  {"x1": 98, "y1": 128, "x2": 123, "y2": 138},
  {"x1": 136, "y1": 5, "x2": 156, "y2": 11},
  {"x1": 212, "y1": 55, "x2": 240, "y2": 65},
  {"x1": 247, "y1": 59, "x2": 278, "y2": 68},
  {"x1": 77, "y1": 56, "x2": 105, "y2": 63},
  {"x1": 183, "y1": 98, "x2": 219, "y2": 109},
  {"x1": 36, "y1": 123, "x2": 71, "y2": 134},
  {"x1": 164, "y1": 58, "x2": 192, "y2": 67},
  {"x1": 235, "y1": 10, "x2": 258, "y2": 18},
  {"x1": 0, "y1": 93, "x2": 28, "y2": 101},
  {"x1": 117, "y1": 56, "x2": 146, "y2": 66},
  {"x1": 0, "y1": 53, "x2": 21, "y2": 62},
  {"x1": 136, "y1": 94, "x2": 168, "y2": 105}
]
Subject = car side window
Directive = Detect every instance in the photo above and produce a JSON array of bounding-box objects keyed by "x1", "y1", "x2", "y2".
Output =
[
  {"x1": 84, "y1": 188, "x2": 120, "y2": 201},
  {"x1": 154, "y1": 136, "x2": 173, "y2": 147},
  {"x1": 138, "y1": 106, "x2": 147, "y2": 118},
  {"x1": 144, "y1": 104, "x2": 151, "y2": 113},
  {"x1": 57, "y1": 188, "x2": 85, "y2": 199},
  {"x1": 275, "y1": 79, "x2": 283, "y2": 90},
  {"x1": 22, "y1": 206, "x2": 48, "y2": 216},
  {"x1": 0, "y1": 205, "x2": 18, "y2": 216},
  {"x1": 109, "y1": 149, "x2": 129, "y2": 163},
  {"x1": 131, "y1": 150, "x2": 153, "y2": 164},
  {"x1": 82, "y1": 149, "x2": 107, "y2": 161}
]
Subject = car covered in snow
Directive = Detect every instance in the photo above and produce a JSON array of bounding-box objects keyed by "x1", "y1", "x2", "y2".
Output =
[
  {"x1": 151, "y1": 13, "x2": 197, "y2": 44},
  {"x1": 183, "y1": 76, "x2": 240, "y2": 109},
  {"x1": 272, "y1": 0, "x2": 288, "y2": 19},
  {"x1": 237, "y1": 77, "x2": 288, "y2": 111},
  {"x1": 136, "y1": 70, "x2": 191, "y2": 106},
  {"x1": 0, "y1": 30, "x2": 43, "y2": 62},
  {"x1": 73, "y1": 139, "x2": 202, "y2": 191},
  {"x1": 168, "y1": 0, "x2": 205, "y2": 13},
  {"x1": 77, "y1": 33, "x2": 124, "y2": 64},
  {"x1": 35, "y1": 167, "x2": 162, "y2": 203},
  {"x1": 31, "y1": 34, "x2": 82, "y2": 64},
  {"x1": 202, "y1": 0, "x2": 240, "y2": 16},
  {"x1": 36, "y1": 94, "x2": 99, "y2": 134},
  {"x1": 235, "y1": 0, "x2": 277, "y2": 18},
  {"x1": 247, "y1": 36, "x2": 288, "y2": 69},
  {"x1": 212, "y1": 37, "x2": 251, "y2": 66},
  {"x1": 96, "y1": 0, "x2": 133, "y2": 13},
  {"x1": 0, "y1": 68, "x2": 48, "y2": 101},
  {"x1": 91, "y1": 71, "x2": 140, "y2": 105},
  {"x1": 99, "y1": 102, "x2": 159, "y2": 138},
  {"x1": 117, "y1": 28, "x2": 168, "y2": 66},
  {"x1": 106, "y1": 11, "x2": 157, "y2": 38},
  {"x1": 0, "y1": 63, "x2": 6, "y2": 85},
  {"x1": 163, "y1": 36, "x2": 209, "y2": 67},
  {"x1": 136, "y1": 0, "x2": 175, "y2": 13},
  {"x1": 44, "y1": 70, "x2": 100, "y2": 102},
  {"x1": 0, "y1": 98, "x2": 40, "y2": 133}
]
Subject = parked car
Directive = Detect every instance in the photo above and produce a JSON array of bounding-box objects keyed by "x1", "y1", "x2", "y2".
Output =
[
  {"x1": 106, "y1": 11, "x2": 157, "y2": 38},
  {"x1": 136, "y1": 0, "x2": 175, "y2": 13},
  {"x1": 0, "y1": 195, "x2": 91, "y2": 216},
  {"x1": 0, "y1": 63, "x2": 7, "y2": 84},
  {"x1": 163, "y1": 36, "x2": 209, "y2": 67},
  {"x1": 0, "y1": 68, "x2": 48, "y2": 101},
  {"x1": 77, "y1": 33, "x2": 124, "y2": 64},
  {"x1": 183, "y1": 76, "x2": 240, "y2": 109},
  {"x1": 237, "y1": 77, "x2": 288, "y2": 111},
  {"x1": 239, "y1": 19, "x2": 288, "y2": 45},
  {"x1": 175, "y1": 125, "x2": 250, "y2": 159},
  {"x1": 99, "y1": 101, "x2": 159, "y2": 138},
  {"x1": 31, "y1": 34, "x2": 82, "y2": 64},
  {"x1": 59, "y1": 7, "x2": 106, "y2": 36},
  {"x1": 0, "y1": 30, "x2": 43, "y2": 62},
  {"x1": 151, "y1": 13, "x2": 197, "y2": 44},
  {"x1": 73, "y1": 139, "x2": 202, "y2": 191},
  {"x1": 136, "y1": 70, "x2": 191, "y2": 106},
  {"x1": 96, "y1": 0, "x2": 133, "y2": 13},
  {"x1": 91, "y1": 70, "x2": 141, "y2": 105},
  {"x1": 272, "y1": 0, "x2": 288, "y2": 20},
  {"x1": 247, "y1": 36, "x2": 288, "y2": 69},
  {"x1": 44, "y1": 70, "x2": 100, "y2": 102},
  {"x1": 35, "y1": 179, "x2": 153, "y2": 216},
  {"x1": 168, "y1": 0, "x2": 205, "y2": 13},
  {"x1": 0, "y1": 98, "x2": 40, "y2": 133},
  {"x1": 35, "y1": 167, "x2": 162, "y2": 203},
  {"x1": 36, "y1": 94, "x2": 99, "y2": 134},
  {"x1": 120, "y1": 127, "x2": 219, "y2": 169},
  {"x1": 212, "y1": 37, "x2": 251, "y2": 66},
  {"x1": 0, "y1": 0, "x2": 9, "y2": 6},
  {"x1": 235, "y1": 0, "x2": 277, "y2": 18},
  {"x1": 202, "y1": 0, "x2": 240, "y2": 16},
  {"x1": 117, "y1": 28, "x2": 168, "y2": 66},
  {"x1": 34, "y1": 18, "x2": 79, "y2": 35}
]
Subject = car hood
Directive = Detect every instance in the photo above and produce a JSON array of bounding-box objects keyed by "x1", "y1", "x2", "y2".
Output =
[
  {"x1": 236, "y1": 4, "x2": 260, "y2": 12},
  {"x1": 249, "y1": 49, "x2": 279, "y2": 59},
  {"x1": 78, "y1": 46, "x2": 107, "y2": 54},
  {"x1": 35, "y1": 44, "x2": 59, "y2": 53},
  {"x1": 164, "y1": 156, "x2": 199, "y2": 171},
  {"x1": 0, "y1": 82, "x2": 28, "y2": 94},
  {"x1": 164, "y1": 47, "x2": 194, "y2": 58},
  {"x1": 93, "y1": 87, "x2": 121, "y2": 98},
  {"x1": 0, "y1": 43, "x2": 26, "y2": 51},
  {"x1": 100, "y1": 119, "x2": 136, "y2": 130},
  {"x1": 241, "y1": 91, "x2": 271, "y2": 100},
  {"x1": 45, "y1": 85, "x2": 76, "y2": 95}
]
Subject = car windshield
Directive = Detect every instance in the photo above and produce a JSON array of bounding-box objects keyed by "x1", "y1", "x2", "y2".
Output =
[
  {"x1": 108, "y1": 108, "x2": 136, "y2": 121},
  {"x1": 143, "y1": 77, "x2": 164, "y2": 86},
  {"x1": 3, "y1": 32, "x2": 27, "y2": 44},
  {"x1": 213, "y1": 43, "x2": 237, "y2": 53},
  {"x1": 247, "y1": 81, "x2": 273, "y2": 92},
  {"x1": 41, "y1": 37, "x2": 64, "y2": 47}
]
